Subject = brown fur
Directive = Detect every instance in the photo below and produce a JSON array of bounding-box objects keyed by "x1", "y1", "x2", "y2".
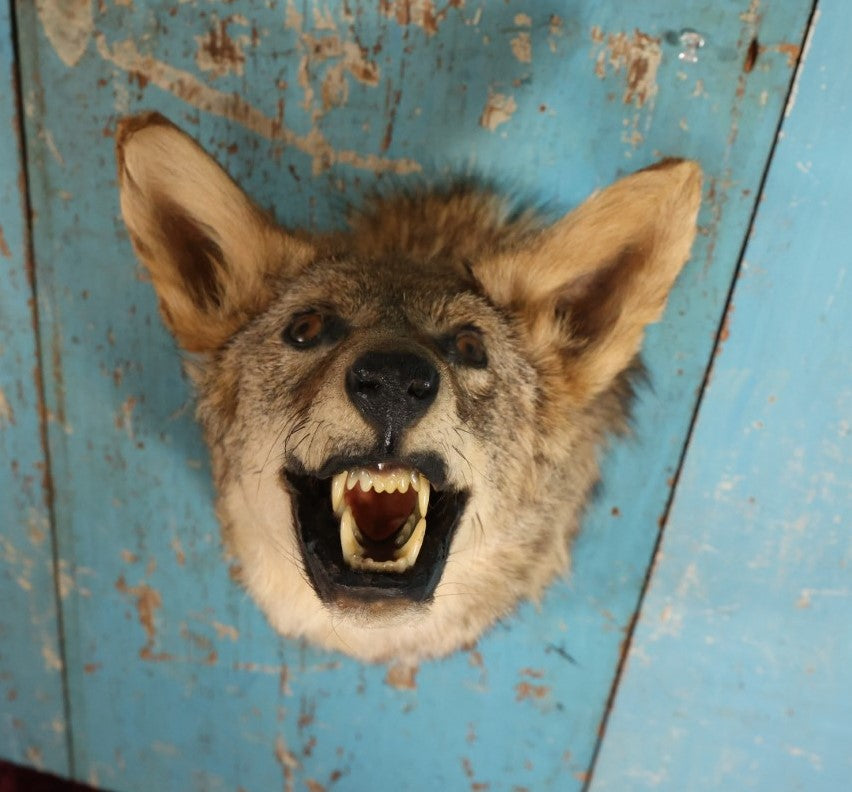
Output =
[{"x1": 116, "y1": 113, "x2": 701, "y2": 661}]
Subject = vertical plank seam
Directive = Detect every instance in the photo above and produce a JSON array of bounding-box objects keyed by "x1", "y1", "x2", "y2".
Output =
[
  {"x1": 580, "y1": 1, "x2": 823, "y2": 788},
  {"x1": 8, "y1": 0, "x2": 75, "y2": 778}
]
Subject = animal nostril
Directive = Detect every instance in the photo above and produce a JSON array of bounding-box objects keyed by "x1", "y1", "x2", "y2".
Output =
[
  {"x1": 407, "y1": 379, "x2": 432, "y2": 400},
  {"x1": 346, "y1": 350, "x2": 439, "y2": 434}
]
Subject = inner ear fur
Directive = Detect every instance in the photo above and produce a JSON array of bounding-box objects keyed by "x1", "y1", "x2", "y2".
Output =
[
  {"x1": 475, "y1": 159, "x2": 702, "y2": 405},
  {"x1": 116, "y1": 112, "x2": 315, "y2": 352}
]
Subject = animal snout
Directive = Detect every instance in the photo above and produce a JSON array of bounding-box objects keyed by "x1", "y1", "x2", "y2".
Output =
[{"x1": 346, "y1": 350, "x2": 439, "y2": 435}]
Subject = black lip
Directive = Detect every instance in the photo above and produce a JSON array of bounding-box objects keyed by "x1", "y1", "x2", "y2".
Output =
[{"x1": 283, "y1": 458, "x2": 467, "y2": 604}]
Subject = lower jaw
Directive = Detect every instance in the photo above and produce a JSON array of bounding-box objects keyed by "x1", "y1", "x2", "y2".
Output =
[{"x1": 326, "y1": 595, "x2": 429, "y2": 627}]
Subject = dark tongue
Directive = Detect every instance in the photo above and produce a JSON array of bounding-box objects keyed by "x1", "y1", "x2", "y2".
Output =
[{"x1": 345, "y1": 486, "x2": 417, "y2": 542}]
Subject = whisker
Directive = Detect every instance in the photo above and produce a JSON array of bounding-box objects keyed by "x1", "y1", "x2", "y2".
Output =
[{"x1": 453, "y1": 425, "x2": 478, "y2": 439}]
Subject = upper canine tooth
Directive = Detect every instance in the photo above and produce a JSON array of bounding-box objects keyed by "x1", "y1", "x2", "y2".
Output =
[
  {"x1": 331, "y1": 472, "x2": 346, "y2": 514},
  {"x1": 418, "y1": 483, "x2": 430, "y2": 517}
]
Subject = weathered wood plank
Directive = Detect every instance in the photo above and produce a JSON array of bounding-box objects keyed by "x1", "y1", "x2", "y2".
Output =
[
  {"x1": 13, "y1": 1, "x2": 811, "y2": 788},
  {"x1": 0, "y1": 0, "x2": 68, "y2": 776},
  {"x1": 590, "y1": 2, "x2": 851, "y2": 788}
]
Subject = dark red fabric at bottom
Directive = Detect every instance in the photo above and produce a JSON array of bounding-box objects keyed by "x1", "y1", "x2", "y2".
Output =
[{"x1": 0, "y1": 762, "x2": 98, "y2": 792}]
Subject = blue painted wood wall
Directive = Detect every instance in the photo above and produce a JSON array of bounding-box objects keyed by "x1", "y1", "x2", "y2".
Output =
[{"x1": 1, "y1": 1, "x2": 848, "y2": 789}]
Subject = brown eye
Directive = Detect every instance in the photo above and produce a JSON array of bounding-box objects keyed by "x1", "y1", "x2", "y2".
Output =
[
  {"x1": 287, "y1": 312, "x2": 324, "y2": 344},
  {"x1": 283, "y1": 310, "x2": 347, "y2": 348},
  {"x1": 453, "y1": 329, "x2": 487, "y2": 368},
  {"x1": 284, "y1": 310, "x2": 335, "y2": 349}
]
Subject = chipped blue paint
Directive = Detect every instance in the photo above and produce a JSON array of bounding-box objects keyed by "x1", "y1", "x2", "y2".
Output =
[
  {"x1": 591, "y1": 3, "x2": 851, "y2": 788},
  {"x1": 3, "y1": 0, "x2": 818, "y2": 789},
  {"x1": 0, "y1": 0, "x2": 68, "y2": 776}
]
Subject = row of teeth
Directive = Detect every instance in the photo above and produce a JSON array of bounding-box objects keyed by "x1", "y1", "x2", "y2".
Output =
[
  {"x1": 331, "y1": 468, "x2": 429, "y2": 515},
  {"x1": 331, "y1": 468, "x2": 430, "y2": 574},
  {"x1": 333, "y1": 467, "x2": 423, "y2": 499}
]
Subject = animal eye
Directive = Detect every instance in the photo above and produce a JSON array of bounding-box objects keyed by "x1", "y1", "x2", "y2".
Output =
[
  {"x1": 284, "y1": 310, "x2": 347, "y2": 348},
  {"x1": 453, "y1": 328, "x2": 487, "y2": 368},
  {"x1": 286, "y1": 311, "x2": 324, "y2": 345}
]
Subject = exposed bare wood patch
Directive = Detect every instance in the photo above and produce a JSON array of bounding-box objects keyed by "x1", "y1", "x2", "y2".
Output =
[
  {"x1": 115, "y1": 575, "x2": 170, "y2": 661},
  {"x1": 479, "y1": 90, "x2": 517, "y2": 131},
  {"x1": 511, "y1": 31, "x2": 532, "y2": 63},
  {"x1": 380, "y1": 0, "x2": 449, "y2": 36},
  {"x1": 591, "y1": 27, "x2": 662, "y2": 109},
  {"x1": 515, "y1": 681, "x2": 550, "y2": 702},
  {"x1": 385, "y1": 662, "x2": 419, "y2": 689},
  {"x1": 0, "y1": 224, "x2": 11, "y2": 257},
  {"x1": 35, "y1": 0, "x2": 93, "y2": 67},
  {"x1": 275, "y1": 734, "x2": 299, "y2": 792},
  {"x1": 95, "y1": 35, "x2": 419, "y2": 175},
  {"x1": 0, "y1": 387, "x2": 14, "y2": 427},
  {"x1": 195, "y1": 16, "x2": 252, "y2": 79}
]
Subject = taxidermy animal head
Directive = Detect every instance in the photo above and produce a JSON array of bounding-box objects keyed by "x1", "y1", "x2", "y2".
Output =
[{"x1": 116, "y1": 112, "x2": 700, "y2": 662}]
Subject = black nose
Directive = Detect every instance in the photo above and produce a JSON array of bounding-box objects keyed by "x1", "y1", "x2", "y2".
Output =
[{"x1": 346, "y1": 350, "x2": 439, "y2": 438}]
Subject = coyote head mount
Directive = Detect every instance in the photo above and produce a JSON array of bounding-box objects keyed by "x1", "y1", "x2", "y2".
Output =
[{"x1": 116, "y1": 113, "x2": 700, "y2": 662}]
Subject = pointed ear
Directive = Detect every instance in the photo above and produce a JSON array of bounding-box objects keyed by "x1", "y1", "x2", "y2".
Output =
[
  {"x1": 116, "y1": 113, "x2": 315, "y2": 352},
  {"x1": 476, "y1": 160, "x2": 702, "y2": 405}
]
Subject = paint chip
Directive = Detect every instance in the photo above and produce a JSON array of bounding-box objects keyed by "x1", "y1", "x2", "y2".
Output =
[
  {"x1": 195, "y1": 17, "x2": 251, "y2": 79},
  {"x1": 42, "y1": 644, "x2": 63, "y2": 672},
  {"x1": 511, "y1": 31, "x2": 532, "y2": 63},
  {"x1": 591, "y1": 28, "x2": 662, "y2": 108},
  {"x1": 380, "y1": 0, "x2": 445, "y2": 35},
  {"x1": 35, "y1": 0, "x2": 93, "y2": 67},
  {"x1": 115, "y1": 575, "x2": 167, "y2": 660},
  {"x1": 479, "y1": 91, "x2": 517, "y2": 131},
  {"x1": 95, "y1": 35, "x2": 419, "y2": 176},
  {"x1": 0, "y1": 388, "x2": 15, "y2": 427},
  {"x1": 515, "y1": 681, "x2": 550, "y2": 702},
  {"x1": 213, "y1": 621, "x2": 239, "y2": 641},
  {"x1": 0, "y1": 225, "x2": 11, "y2": 258},
  {"x1": 385, "y1": 662, "x2": 418, "y2": 690}
]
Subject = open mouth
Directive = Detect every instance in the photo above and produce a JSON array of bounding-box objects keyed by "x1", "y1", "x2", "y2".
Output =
[{"x1": 284, "y1": 454, "x2": 468, "y2": 603}]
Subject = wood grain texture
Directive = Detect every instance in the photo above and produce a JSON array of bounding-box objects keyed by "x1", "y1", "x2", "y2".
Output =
[
  {"x1": 591, "y1": 2, "x2": 851, "y2": 788},
  {"x1": 7, "y1": 0, "x2": 813, "y2": 789},
  {"x1": 0, "y1": 0, "x2": 68, "y2": 777}
]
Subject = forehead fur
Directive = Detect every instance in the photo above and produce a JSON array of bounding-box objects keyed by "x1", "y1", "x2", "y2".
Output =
[
  {"x1": 338, "y1": 180, "x2": 543, "y2": 263},
  {"x1": 262, "y1": 254, "x2": 499, "y2": 332}
]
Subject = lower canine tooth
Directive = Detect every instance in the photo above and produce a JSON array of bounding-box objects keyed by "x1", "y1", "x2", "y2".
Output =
[
  {"x1": 393, "y1": 513, "x2": 417, "y2": 547},
  {"x1": 340, "y1": 507, "x2": 360, "y2": 561},
  {"x1": 396, "y1": 517, "x2": 426, "y2": 565}
]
